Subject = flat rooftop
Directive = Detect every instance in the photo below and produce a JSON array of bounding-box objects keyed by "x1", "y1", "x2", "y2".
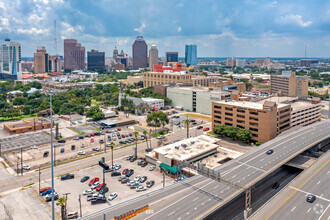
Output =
[
  {"x1": 154, "y1": 135, "x2": 219, "y2": 161},
  {"x1": 169, "y1": 86, "x2": 230, "y2": 95},
  {"x1": 214, "y1": 100, "x2": 289, "y2": 110}
]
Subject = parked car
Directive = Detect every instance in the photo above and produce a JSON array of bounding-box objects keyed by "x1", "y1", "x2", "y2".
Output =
[
  {"x1": 79, "y1": 136, "x2": 84, "y2": 139},
  {"x1": 22, "y1": 165, "x2": 30, "y2": 170},
  {"x1": 147, "y1": 180, "x2": 155, "y2": 188},
  {"x1": 81, "y1": 143, "x2": 85, "y2": 148},
  {"x1": 73, "y1": 137, "x2": 79, "y2": 140},
  {"x1": 126, "y1": 169, "x2": 134, "y2": 177},
  {"x1": 30, "y1": 145, "x2": 38, "y2": 149},
  {"x1": 89, "y1": 177, "x2": 99, "y2": 186},
  {"x1": 99, "y1": 186, "x2": 109, "y2": 194},
  {"x1": 203, "y1": 127, "x2": 210, "y2": 131},
  {"x1": 96, "y1": 183, "x2": 107, "y2": 191},
  {"x1": 61, "y1": 174, "x2": 74, "y2": 180},
  {"x1": 83, "y1": 189, "x2": 94, "y2": 195},
  {"x1": 58, "y1": 140, "x2": 66, "y2": 143},
  {"x1": 149, "y1": 165, "x2": 156, "y2": 171},
  {"x1": 42, "y1": 189, "x2": 54, "y2": 196},
  {"x1": 45, "y1": 192, "x2": 59, "y2": 201},
  {"x1": 121, "y1": 178, "x2": 130, "y2": 184},
  {"x1": 60, "y1": 148, "x2": 65, "y2": 153},
  {"x1": 130, "y1": 183, "x2": 141, "y2": 189},
  {"x1": 90, "y1": 196, "x2": 107, "y2": 204},
  {"x1": 91, "y1": 138, "x2": 94, "y2": 143},
  {"x1": 139, "y1": 176, "x2": 147, "y2": 183},
  {"x1": 113, "y1": 164, "x2": 121, "y2": 170},
  {"x1": 122, "y1": 168, "x2": 129, "y2": 175},
  {"x1": 129, "y1": 157, "x2": 137, "y2": 162},
  {"x1": 92, "y1": 147, "x2": 100, "y2": 151},
  {"x1": 91, "y1": 182, "x2": 100, "y2": 190},
  {"x1": 108, "y1": 192, "x2": 118, "y2": 201},
  {"x1": 121, "y1": 134, "x2": 125, "y2": 138},
  {"x1": 99, "y1": 139, "x2": 104, "y2": 144},
  {"x1": 40, "y1": 187, "x2": 52, "y2": 193},
  {"x1": 111, "y1": 171, "x2": 121, "y2": 177},
  {"x1": 119, "y1": 141, "x2": 126, "y2": 144},
  {"x1": 78, "y1": 151, "x2": 85, "y2": 155},
  {"x1": 80, "y1": 176, "x2": 90, "y2": 183},
  {"x1": 118, "y1": 176, "x2": 127, "y2": 182},
  {"x1": 134, "y1": 175, "x2": 141, "y2": 182},
  {"x1": 126, "y1": 156, "x2": 132, "y2": 161},
  {"x1": 157, "y1": 135, "x2": 165, "y2": 139},
  {"x1": 141, "y1": 161, "x2": 148, "y2": 167},
  {"x1": 117, "y1": 128, "x2": 121, "y2": 131},
  {"x1": 197, "y1": 126, "x2": 203, "y2": 129},
  {"x1": 85, "y1": 134, "x2": 91, "y2": 138},
  {"x1": 136, "y1": 186, "x2": 146, "y2": 192},
  {"x1": 71, "y1": 145, "x2": 75, "y2": 150},
  {"x1": 87, "y1": 193, "x2": 100, "y2": 201},
  {"x1": 67, "y1": 211, "x2": 79, "y2": 219}
]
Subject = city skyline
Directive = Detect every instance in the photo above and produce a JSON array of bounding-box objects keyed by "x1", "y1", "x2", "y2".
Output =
[{"x1": 0, "y1": 0, "x2": 329, "y2": 57}]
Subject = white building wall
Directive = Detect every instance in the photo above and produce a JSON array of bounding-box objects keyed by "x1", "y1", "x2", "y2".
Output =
[
  {"x1": 167, "y1": 88, "x2": 192, "y2": 111},
  {"x1": 196, "y1": 92, "x2": 213, "y2": 115}
]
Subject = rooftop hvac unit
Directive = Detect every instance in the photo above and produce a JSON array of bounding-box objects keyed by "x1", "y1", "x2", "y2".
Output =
[{"x1": 175, "y1": 146, "x2": 180, "y2": 150}]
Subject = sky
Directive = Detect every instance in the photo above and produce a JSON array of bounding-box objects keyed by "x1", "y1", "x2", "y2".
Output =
[{"x1": 0, "y1": 0, "x2": 329, "y2": 58}]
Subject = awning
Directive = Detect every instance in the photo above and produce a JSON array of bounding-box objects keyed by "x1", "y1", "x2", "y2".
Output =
[{"x1": 159, "y1": 163, "x2": 177, "y2": 174}]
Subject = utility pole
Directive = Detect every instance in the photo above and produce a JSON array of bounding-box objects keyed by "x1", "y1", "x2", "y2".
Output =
[
  {"x1": 111, "y1": 145, "x2": 114, "y2": 168},
  {"x1": 104, "y1": 134, "x2": 106, "y2": 153},
  {"x1": 0, "y1": 144, "x2": 2, "y2": 157},
  {"x1": 16, "y1": 161, "x2": 19, "y2": 176},
  {"x1": 78, "y1": 195, "x2": 82, "y2": 217},
  {"x1": 20, "y1": 148, "x2": 23, "y2": 175},
  {"x1": 54, "y1": 144, "x2": 56, "y2": 167},
  {"x1": 63, "y1": 192, "x2": 71, "y2": 219},
  {"x1": 162, "y1": 172, "x2": 165, "y2": 187},
  {"x1": 38, "y1": 166, "x2": 41, "y2": 194},
  {"x1": 50, "y1": 92, "x2": 55, "y2": 220}
]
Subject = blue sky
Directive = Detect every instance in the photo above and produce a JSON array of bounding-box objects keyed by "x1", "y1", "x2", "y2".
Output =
[{"x1": 0, "y1": 0, "x2": 329, "y2": 57}]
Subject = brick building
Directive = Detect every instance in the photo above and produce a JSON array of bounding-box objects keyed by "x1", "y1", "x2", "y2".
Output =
[{"x1": 4, "y1": 117, "x2": 51, "y2": 134}]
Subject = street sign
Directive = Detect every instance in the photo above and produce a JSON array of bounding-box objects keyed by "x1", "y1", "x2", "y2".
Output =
[{"x1": 99, "y1": 161, "x2": 109, "y2": 170}]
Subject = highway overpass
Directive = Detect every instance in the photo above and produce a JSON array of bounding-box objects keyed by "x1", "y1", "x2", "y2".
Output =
[{"x1": 81, "y1": 120, "x2": 330, "y2": 220}]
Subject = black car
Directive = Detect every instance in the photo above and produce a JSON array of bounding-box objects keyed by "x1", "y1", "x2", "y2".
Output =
[
  {"x1": 266, "y1": 149, "x2": 274, "y2": 155},
  {"x1": 99, "y1": 139, "x2": 104, "y2": 144},
  {"x1": 43, "y1": 151, "x2": 49, "y2": 157},
  {"x1": 121, "y1": 178, "x2": 130, "y2": 184},
  {"x1": 139, "y1": 176, "x2": 147, "y2": 183},
  {"x1": 141, "y1": 161, "x2": 148, "y2": 167},
  {"x1": 137, "y1": 160, "x2": 144, "y2": 166},
  {"x1": 111, "y1": 171, "x2": 121, "y2": 177},
  {"x1": 306, "y1": 194, "x2": 316, "y2": 203},
  {"x1": 130, "y1": 157, "x2": 137, "y2": 162},
  {"x1": 197, "y1": 126, "x2": 203, "y2": 129},
  {"x1": 79, "y1": 136, "x2": 84, "y2": 139},
  {"x1": 80, "y1": 176, "x2": 90, "y2": 183},
  {"x1": 118, "y1": 176, "x2": 127, "y2": 182},
  {"x1": 61, "y1": 174, "x2": 74, "y2": 180},
  {"x1": 126, "y1": 156, "x2": 133, "y2": 161},
  {"x1": 58, "y1": 139, "x2": 66, "y2": 143},
  {"x1": 126, "y1": 169, "x2": 134, "y2": 177},
  {"x1": 71, "y1": 145, "x2": 75, "y2": 150},
  {"x1": 85, "y1": 134, "x2": 91, "y2": 137},
  {"x1": 91, "y1": 196, "x2": 107, "y2": 204},
  {"x1": 94, "y1": 132, "x2": 102, "y2": 136},
  {"x1": 99, "y1": 186, "x2": 109, "y2": 194},
  {"x1": 147, "y1": 180, "x2": 155, "y2": 188},
  {"x1": 272, "y1": 182, "x2": 280, "y2": 189}
]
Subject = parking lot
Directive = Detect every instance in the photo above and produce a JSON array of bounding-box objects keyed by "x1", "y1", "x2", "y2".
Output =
[{"x1": 33, "y1": 155, "x2": 174, "y2": 217}]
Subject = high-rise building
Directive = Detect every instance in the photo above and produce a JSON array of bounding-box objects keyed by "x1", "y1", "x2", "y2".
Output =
[
  {"x1": 49, "y1": 55, "x2": 62, "y2": 73},
  {"x1": 64, "y1": 39, "x2": 85, "y2": 72},
  {"x1": 113, "y1": 47, "x2": 118, "y2": 58},
  {"x1": 300, "y1": 59, "x2": 318, "y2": 67},
  {"x1": 149, "y1": 45, "x2": 158, "y2": 70},
  {"x1": 236, "y1": 59, "x2": 246, "y2": 68},
  {"x1": 0, "y1": 38, "x2": 22, "y2": 80},
  {"x1": 185, "y1": 44, "x2": 197, "y2": 66},
  {"x1": 34, "y1": 46, "x2": 49, "y2": 73},
  {"x1": 87, "y1": 49, "x2": 105, "y2": 72},
  {"x1": 132, "y1": 36, "x2": 148, "y2": 69},
  {"x1": 165, "y1": 52, "x2": 178, "y2": 64}
]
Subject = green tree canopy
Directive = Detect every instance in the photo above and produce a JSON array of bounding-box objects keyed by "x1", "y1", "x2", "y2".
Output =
[{"x1": 146, "y1": 111, "x2": 169, "y2": 127}]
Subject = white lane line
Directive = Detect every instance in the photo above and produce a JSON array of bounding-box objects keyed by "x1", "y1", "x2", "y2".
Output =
[
  {"x1": 232, "y1": 175, "x2": 237, "y2": 178},
  {"x1": 260, "y1": 159, "x2": 264, "y2": 162},
  {"x1": 307, "y1": 208, "x2": 311, "y2": 213},
  {"x1": 318, "y1": 204, "x2": 330, "y2": 220},
  {"x1": 194, "y1": 207, "x2": 197, "y2": 210},
  {"x1": 208, "y1": 198, "x2": 211, "y2": 201},
  {"x1": 321, "y1": 193, "x2": 324, "y2": 197},
  {"x1": 291, "y1": 206, "x2": 296, "y2": 212},
  {"x1": 168, "y1": 211, "x2": 175, "y2": 216},
  {"x1": 289, "y1": 186, "x2": 330, "y2": 203},
  {"x1": 317, "y1": 181, "x2": 321, "y2": 184},
  {"x1": 202, "y1": 203, "x2": 205, "y2": 206},
  {"x1": 193, "y1": 197, "x2": 199, "y2": 202},
  {"x1": 145, "y1": 180, "x2": 215, "y2": 219},
  {"x1": 186, "y1": 212, "x2": 190, "y2": 215},
  {"x1": 214, "y1": 185, "x2": 219, "y2": 189},
  {"x1": 237, "y1": 161, "x2": 266, "y2": 172}
]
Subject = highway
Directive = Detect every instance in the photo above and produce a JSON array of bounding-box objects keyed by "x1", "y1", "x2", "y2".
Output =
[
  {"x1": 250, "y1": 151, "x2": 330, "y2": 220},
  {"x1": 81, "y1": 119, "x2": 330, "y2": 220}
]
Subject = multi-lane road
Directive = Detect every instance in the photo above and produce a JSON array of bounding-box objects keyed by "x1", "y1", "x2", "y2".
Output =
[
  {"x1": 81, "y1": 120, "x2": 330, "y2": 220},
  {"x1": 250, "y1": 151, "x2": 330, "y2": 220}
]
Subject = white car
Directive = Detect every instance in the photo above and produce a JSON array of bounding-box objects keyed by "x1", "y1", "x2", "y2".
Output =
[
  {"x1": 30, "y1": 145, "x2": 38, "y2": 149},
  {"x1": 82, "y1": 189, "x2": 94, "y2": 195},
  {"x1": 136, "y1": 186, "x2": 146, "y2": 192},
  {"x1": 108, "y1": 192, "x2": 118, "y2": 201},
  {"x1": 22, "y1": 165, "x2": 31, "y2": 170},
  {"x1": 81, "y1": 144, "x2": 85, "y2": 148},
  {"x1": 78, "y1": 151, "x2": 85, "y2": 155},
  {"x1": 127, "y1": 180, "x2": 135, "y2": 186},
  {"x1": 134, "y1": 175, "x2": 141, "y2": 182},
  {"x1": 157, "y1": 135, "x2": 165, "y2": 139},
  {"x1": 149, "y1": 165, "x2": 156, "y2": 171},
  {"x1": 113, "y1": 164, "x2": 121, "y2": 170},
  {"x1": 91, "y1": 182, "x2": 100, "y2": 189}
]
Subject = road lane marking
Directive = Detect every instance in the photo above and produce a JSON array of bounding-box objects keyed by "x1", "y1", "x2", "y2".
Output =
[
  {"x1": 291, "y1": 206, "x2": 296, "y2": 212},
  {"x1": 168, "y1": 211, "x2": 175, "y2": 216},
  {"x1": 307, "y1": 208, "x2": 311, "y2": 213},
  {"x1": 194, "y1": 207, "x2": 197, "y2": 210},
  {"x1": 317, "y1": 181, "x2": 321, "y2": 184},
  {"x1": 186, "y1": 212, "x2": 190, "y2": 215},
  {"x1": 236, "y1": 161, "x2": 266, "y2": 172},
  {"x1": 265, "y1": 159, "x2": 329, "y2": 220},
  {"x1": 232, "y1": 175, "x2": 237, "y2": 178},
  {"x1": 289, "y1": 186, "x2": 330, "y2": 203},
  {"x1": 214, "y1": 185, "x2": 219, "y2": 189},
  {"x1": 193, "y1": 197, "x2": 199, "y2": 202},
  {"x1": 318, "y1": 204, "x2": 330, "y2": 220}
]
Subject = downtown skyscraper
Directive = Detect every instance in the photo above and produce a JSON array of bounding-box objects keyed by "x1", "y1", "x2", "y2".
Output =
[
  {"x1": 132, "y1": 36, "x2": 148, "y2": 69},
  {"x1": 64, "y1": 39, "x2": 85, "y2": 72},
  {"x1": 0, "y1": 38, "x2": 22, "y2": 80},
  {"x1": 185, "y1": 44, "x2": 197, "y2": 66}
]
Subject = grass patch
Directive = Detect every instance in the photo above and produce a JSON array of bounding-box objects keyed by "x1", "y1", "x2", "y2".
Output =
[
  {"x1": 1, "y1": 161, "x2": 8, "y2": 168},
  {"x1": 152, "y1": 130, "x2": 169, "y2": 138},
  {"x1": 68, "y1": 127, "x2": 85, "y2": 135},
  {"x1": 184, "y1": 113, "x2": 211, "y2": 122},
  {"x1": 0, "y1": 113, "x2": 38, "y2": 122},
  {"x1": 23, "y1": 183, "x2": 34, "y2": 187},
  {"x1": 95, "y1": 127, "x2": 102, "y2": 131}
]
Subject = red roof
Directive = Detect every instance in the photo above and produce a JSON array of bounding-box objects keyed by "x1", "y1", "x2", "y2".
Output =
[{"x1": 22, "y1": 74, "x2": 33, "y2": 79}]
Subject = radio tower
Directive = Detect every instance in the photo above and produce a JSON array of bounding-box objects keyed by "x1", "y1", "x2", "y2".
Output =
[{"x1": 54, "y1": 20, "x2": 57, "y2": 55}]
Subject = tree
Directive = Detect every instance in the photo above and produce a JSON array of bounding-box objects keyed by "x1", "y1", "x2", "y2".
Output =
[
  {"x1": 136, "y1": 102, "x2": 150, "y2": 114},
  {"x1": 185, "y1": 119, "x2": 190, "y2": 138},
  {"x1": 124, "y1": 106, "x2": 129, "y2": 118},
  {"x1": 56, "y1": 196, "x2": 66, "y2": 220},
  {"x1": 224, "y1": 126, "x2": 239, "y2": 140},
  {"x1": 143, "y1": 129, "x2": 148, "y2": 151},
  {"x1": 23, "y1": 105, "x2": 32, "y2": 115},
  {"x1": 189, "y1": 68, "x2": 195, "y2": 72},
  {"x1": 254, "y1": 77, "x2": 264, "y2": 83},
  {"x1": 146, "y1": 111, "x2": 169, "y2": 127},
  {"x1": 236, "y1": 129, "x2": 252, "y2": 142},
  {"x1": 86, "y1": 105, "x2": 103, "y2": 120},
  {"x1": 13, "y1": 96, "x2": 27, "y2": 105},
  {"x1": 213, "y1": 124, "x2": 226, "y2": 137},
  {"x1": 133, "y1": 131, "x2": 139, "y2": 158}
]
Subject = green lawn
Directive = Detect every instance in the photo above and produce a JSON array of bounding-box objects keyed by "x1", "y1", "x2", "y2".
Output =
[
  {"x1": 0, "y1": 113, "x2": 38, "y2": 122},
  {"x1": 152, "y1": 130, "x2": 169, "y2": 138},
  {"x1": 68, "y1": 127, "x2": 85, "y2": 135}
]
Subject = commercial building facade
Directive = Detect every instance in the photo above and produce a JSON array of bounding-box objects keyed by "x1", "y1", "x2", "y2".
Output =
[
  {"x1": 149, "y1": 45, "x2": 158, "y2": 70},
  {"x1": 41, "y1": 81, "x2": 93, "y2": 94},
  {"x1": 0, "y1": 38, "x2": 22, "y2": 80},
  {"x1": 165, "y1": 52, "x2": 178, "y2": 64},
  {"x1": 185, "y1": 44, "x2": 197, "y2": 66},
  {"x1": 300, "y1": 59, "x2": 318, "y2": 67},
  {"x1": 191, "y1": 76, "x2": 218, "y2": 87},
  {"x1": 132, "y1": 36, "x2": 148, "y2": 69},
  {"x1": 64, "y1": 39, "x2": 85, "y2": 72},
  {"x1": 87, "y1": 49, "x2": 105, "y2": 72},
  {"x1": 34, "y1": 46, "x2": 49, "y2": 73},
  {"x1": 143, "y1": 71, "x2": 191, "y2": 88},
  {"x1": 4, "y1": 117, "x2": 51, "y2": 134},
  {"x1": 270, "y1": 71, "x2": 308, "y2": 98}
]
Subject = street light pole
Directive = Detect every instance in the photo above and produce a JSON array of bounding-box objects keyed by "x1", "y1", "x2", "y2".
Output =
[
  {"x1": 38, "y1": 166, "x2": 41, "y2": 194},
  {"x1": 63, "y1": 192, "x2": 71, "y2": 219},
  {"x1": 50, "y1": 92, "x2": 55, "y2": 220},
  {"x1": 78, "y1": 195, "x2": 82, "y2": 217},
  {"x1": 20, "y1": 148, "x2": 23, "y2": 175}
]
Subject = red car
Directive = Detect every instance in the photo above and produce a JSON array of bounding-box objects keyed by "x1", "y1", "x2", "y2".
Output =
[
  {"x1": 91, "y1": 133, "x2": 95, "y2": 137},
  {"x1": 40, "y1": 187, "x2": 52, "y2": 193},
  {"x1": 89, "y1": 178, "x2": 99, "y2": 186},
  {"x1": 122, "y1": 169, "x2": 129, "y2": 175},
  {"x1": 91, "y1": 138, "x2": 94, "y2": 143},
  {"x1": 203, "y1": 127, "x2": 210, "y2": 131},
  {"x1": 96, "y1": 183, "x2": 106, "y2": 191},
  {"x1": 117, "y1": 128, "x2": 121, "y2": 131},
  {"x1": 121, "y1": 134, "x2": 125, "y2": 138}
]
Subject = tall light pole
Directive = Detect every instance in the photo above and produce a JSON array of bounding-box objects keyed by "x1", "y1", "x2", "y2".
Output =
[{"x1": 50, "y1": 92, "x2": 55, "y2": 220}]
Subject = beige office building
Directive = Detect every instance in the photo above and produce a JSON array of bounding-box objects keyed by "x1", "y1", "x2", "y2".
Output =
[
  {"x1": 270, "y1": 71, "x2": 308, "y2": 98},
  {"x1": 143, "y1": 71, "x2": 191, "y2": 88},
  {"x1": 34, "y1": 46, "x2": 49, "y2": 73}
]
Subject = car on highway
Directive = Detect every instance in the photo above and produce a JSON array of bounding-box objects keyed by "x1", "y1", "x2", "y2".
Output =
[
  {"x1": 139, "y1": 176, "x2": 147, "y2": 183},
  {"x1": 272, "y1": 182, "x2": 280, "y2": 189},
  {"x1": 122, "y1": 168, "x2": 129, "y2": 175},
  {"x1": 147, "y1": 180, "x2": 155, "y2": 188},
  {"x1": 30, "y1": 145, "x2": 38, "y2": 149},
  {"x1": 22, "y1": 165, "x2": 30, "y2": 170},
  {"x1": 111, "y1": 171, "x2": 121, "y2": 177},
  {"x1": 108, "y1": 192, "x2": 118, "y2": 201},
  {"x1": 203, "y1": 127, "x2": 210, "y2": 131},
  {"x1": 136, "y1": 186, "x2": 146, "y2": 192},
  {"x1": 78, "y1": 151, "x2": 86, "y2": 155},
  {"x1": 89, "y1": 178, "x2": 99, "y2": 186},
  {"x1": 80, "y1": 176, "x2": 90, "y2": 183},
  {"x1": 60, "y1": 174, "x2": 74, "y2": 180},
  {"x1": 92, "y1": 147, "x2": 100, "y2": 151},
  {"x1": 307, "y1": 194, "x2": 316, "y2": 203},
  {"x1": 40, "y1": 187, "x2": 52, "y2": 193},
  {"x1": 149, "y1": 165, "x2": 156, "y2": 171},
  {"x1": 67, "y1": 211, "x2": 78, "y2": 219},
  {"x1": 83, "y1": 189, "x2": 94, "y2": 195},
  {"x1": 266, "y1": 149, "x2": 274, "y2": 155},
  {"x1": 45, "y1": 192, "x2": 59, "y2": 201}
]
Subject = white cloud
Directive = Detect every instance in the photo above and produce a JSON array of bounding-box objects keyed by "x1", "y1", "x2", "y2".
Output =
[
  {"x1": 177, "y1": 26, "x2": 182, "y2": 33},
  {"x1": 269, "y1": 1, "x2": 278, "y2": 7},
  {"x1": 0, "y1": 16, "x2": 9, "y2": 26},
  {"x1": 0, "y1": 2, "x2": 6, "y2": 11},
  {"x1": 134, "y1": 22, "x2": 146, "y2": 34},
  {"x1": 275, "y1": 14, "x2": 313, "y2": 27},
  {"x1": 28, "y1": 14, "x2": 43, "y2": 24},
  {"x1": 60, "y1": 22, "x2": 84, "y2": 39},
  {"x1": 17, "y1": 27, "x2": 49, "y2": 35}
]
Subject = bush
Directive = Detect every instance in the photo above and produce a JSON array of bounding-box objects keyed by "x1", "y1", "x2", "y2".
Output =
[{"x1": 255, "y1": 142, "x2": 263, "y2": 146}]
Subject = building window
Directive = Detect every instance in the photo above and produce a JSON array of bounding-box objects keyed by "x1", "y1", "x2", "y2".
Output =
[
  {"x1": 250, "y1": 111, "x2": 258, "y2": 115},
  {"x1": 237, "y1": 120, "x2": 245, "y2": 124},
  {"x1": 214, "y1": 110, "x2": 221, "y2": 114},
  {"x1": 214, "y1": 105, "x2": 221, "y2": 109},
  {"x1": 214, "y1": 120, "x2": 221, "y2": 124},
  {"x1": 249, "y1": 122, "x2": 258, "y2": 126},
  {"x1": 237, "y1": 109, "x2": 245, "y2": 113},
  {"x1": 214, "y1": 115, "x2": 221, "y2": 119},
  {"x1": 237, "y1": 125, "x2": 245, "y2": 129},
  {"x1": 237, "y1": 114, "x2": 245, "y2": 118},
  {"x1": 252, "y1": 133, "x2": 258, "y2": 137},
  {"x1": 249, "y1": 127, "x2": 258, "y2": 132},
  {"x1": 225, "y1": 117, "x2": 233, "y2": 121},
  {"x1": 249, "y1": 117, "x2": 258, "y2": 121},
  {"x1": 225, "y1": 112, "x2": 233, "y2": 116},
  {"x1": 225, "y1": 107, "x2": 233, "y2": 111},
  {"x1": 225, "y1": 122, "x2": 232, "y2": 126}
]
